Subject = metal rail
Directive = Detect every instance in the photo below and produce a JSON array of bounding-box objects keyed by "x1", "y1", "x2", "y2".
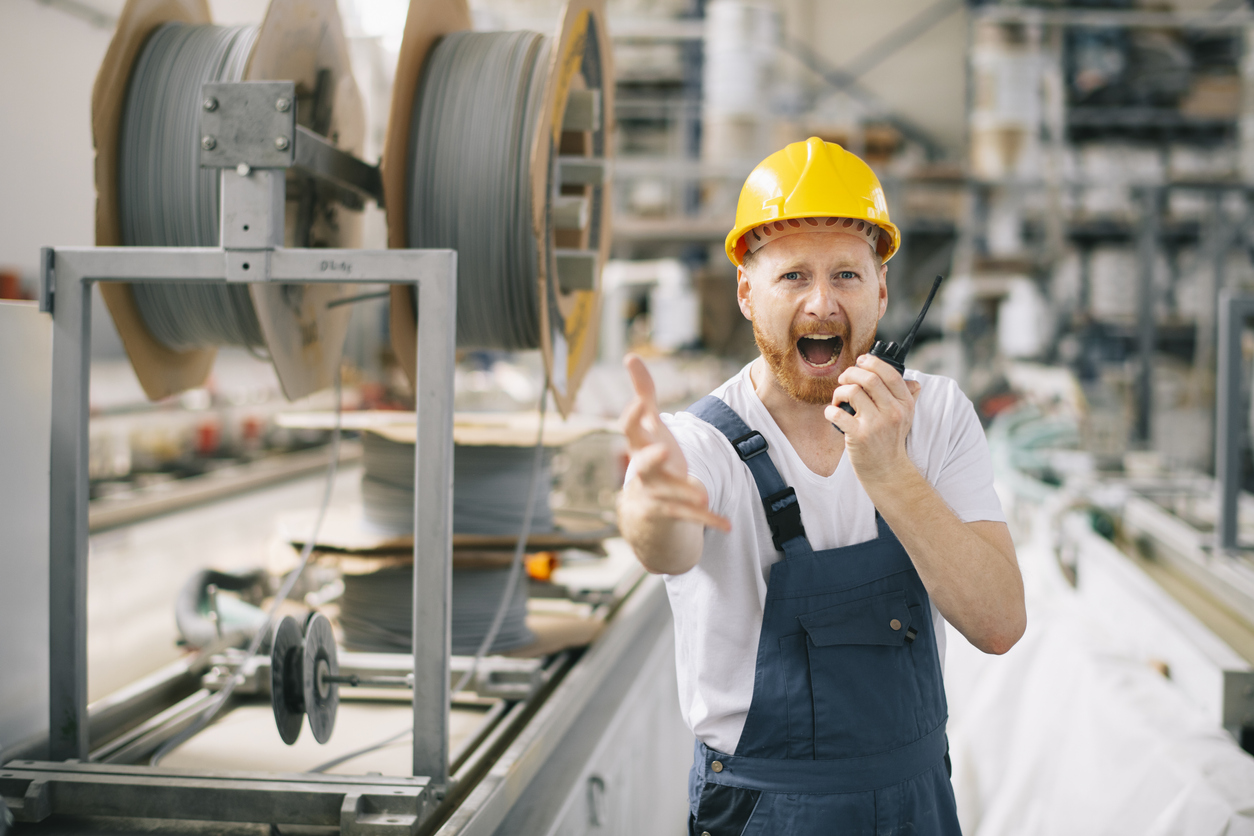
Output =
[{"x1": 1216, "y1": 292, "x2": 1254, "y2": 553}]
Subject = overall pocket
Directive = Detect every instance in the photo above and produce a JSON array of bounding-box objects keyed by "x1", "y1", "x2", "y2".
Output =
[
  {"x1": 797, "y1": 590, "x2": 927, "y2": 758},
  {"x1": 690, "y1": 782, "x2": 761, "y2": 836},
  {"x1": 779, "y1": 632, "x2": 814, "y2": 755}
]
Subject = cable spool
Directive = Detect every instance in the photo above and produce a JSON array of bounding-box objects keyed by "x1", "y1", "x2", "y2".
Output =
[
  {"x1": 119, "y1": 23, "x2": 265, "y2": 351},
  {"x1": 359, "y1": 431, "x2": 555, "y2": 537},
  {"x1": 92, "y1": 0, "x2": 365, "y2": 401},
  {"x1": 406, "y1": 31, "x2": 553, "y2": 350},
  {"x1": 340, "y1": 429, "x2": 547, "y2": 655},
  {"x1": 270, "y1": 615, "x2": 305, "y2": 744},
  {"x1": 338, "y1": 565, "x2": 535, "y2": 656},
  {"x1": 269, "y1": 612, "x2": 339, "y2": 745},
  {"x1": 302, "y1": 612, "x2": 339, "y2": 743},
  {"x1": 384, "y1": 0, "x2": 614, "y2": 417}
]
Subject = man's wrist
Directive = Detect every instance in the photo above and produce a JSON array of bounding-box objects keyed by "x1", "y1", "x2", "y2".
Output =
[{"x1": 859, "y1": 452, "x2": 926, "y2": 507}]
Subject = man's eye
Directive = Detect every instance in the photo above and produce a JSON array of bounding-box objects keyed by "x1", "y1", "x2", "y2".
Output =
[
  {"x1": 836, "y1": 270, "x2": 857, "y2": 280},
  {"x1": 782, "y1": 271, "x2": 802, "y2": 281}
]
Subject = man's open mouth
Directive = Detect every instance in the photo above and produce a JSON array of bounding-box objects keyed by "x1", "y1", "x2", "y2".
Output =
[{"x1": 797, "y1": 335, "x2": 843, "y2": 369}]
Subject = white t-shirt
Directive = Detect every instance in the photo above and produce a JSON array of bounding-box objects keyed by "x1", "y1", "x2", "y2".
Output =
[{"x1": 630, "y1": 362, "x2": 1006, "y2": 755}]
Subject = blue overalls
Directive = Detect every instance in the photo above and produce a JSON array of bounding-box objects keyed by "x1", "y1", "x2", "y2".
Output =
[{"x1": 685, "y1": 396, "x2": 961, "y2": 836}]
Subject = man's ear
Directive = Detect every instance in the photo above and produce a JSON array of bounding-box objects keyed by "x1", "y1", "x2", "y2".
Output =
[
  {"x1": 736, "y1": 265, "x2": 753, "y2": 321},
  {"x1": 877, "y1": 262, "x2": 888, "y2": 320}
]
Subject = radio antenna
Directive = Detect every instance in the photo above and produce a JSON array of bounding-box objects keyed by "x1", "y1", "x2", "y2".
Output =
[{"x1": 896, "y1": 274, "x2": 944, "y2": 361}]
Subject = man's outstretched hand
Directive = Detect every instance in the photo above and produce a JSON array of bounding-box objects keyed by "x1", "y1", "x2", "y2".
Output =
[{"x1": 618, "y1": 355, "x2": 729, "y2": 574}]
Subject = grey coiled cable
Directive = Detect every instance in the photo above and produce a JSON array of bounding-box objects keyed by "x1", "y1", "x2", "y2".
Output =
[
  {"x1": 407, "y1": 31, "x2": 557, "y2": 349},
  {"x1": 359, "y1": 434, "x2": 555, "y2": 537},
  {"x1": 340, "y1": 436, "x2": 554, "y2": 655},
  {"x1": 339, "y1": 566, "x2": 535, "y2": 656},
  {"x1": 118, "y1": 22, "x2": 266, "y2": 350}
]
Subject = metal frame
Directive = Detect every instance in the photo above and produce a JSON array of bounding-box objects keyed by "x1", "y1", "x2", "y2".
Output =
[
  {"x1": 1215, "y1": 291, "x2": 1254, "y2": 553},
  {"x1": 10, "y1": 80, "x2": 458, "y2": 833}
]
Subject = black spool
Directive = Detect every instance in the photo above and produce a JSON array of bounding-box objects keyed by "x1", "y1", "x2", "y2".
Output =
[
  {"x1": 269, "y1": 612, "x2": 340, "y2": 745},
  {"x1": 270, "y1": 615, "x2": 305, "y2": 745}
]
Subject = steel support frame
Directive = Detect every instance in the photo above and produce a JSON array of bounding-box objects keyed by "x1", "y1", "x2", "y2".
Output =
[
  {"x1": 32, "y1": 241, "x2": 456, "y2": 825},
  {"x1": 1216, "y1": 291, "x2": 1254, "y2": 552}
]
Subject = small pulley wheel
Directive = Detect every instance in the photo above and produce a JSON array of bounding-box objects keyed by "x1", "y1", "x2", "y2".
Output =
[
  {"x1": 302, "y1": 612, "x2": 339, "y2": 744},
  {"x1": 270, "y1": 615, "x2": 305, "y2": 745}
]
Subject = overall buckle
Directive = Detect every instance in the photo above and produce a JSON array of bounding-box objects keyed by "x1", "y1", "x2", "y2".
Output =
[
  {"x1": 730, "y1": 430, "x2": 768, "y2": 461},
  {"x1": 763, "y1": 487, "x2": 806, "y2": 551}
]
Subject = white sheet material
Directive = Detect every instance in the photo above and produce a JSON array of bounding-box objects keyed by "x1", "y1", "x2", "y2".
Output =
[{"x1": 946, "y1": 492, "x2": 1254, "y2": 836}]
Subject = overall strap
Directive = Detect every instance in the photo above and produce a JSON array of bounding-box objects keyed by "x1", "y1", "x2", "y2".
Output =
[{"x1": 686, "y1": 396, "x2": 810, "y2": 558}]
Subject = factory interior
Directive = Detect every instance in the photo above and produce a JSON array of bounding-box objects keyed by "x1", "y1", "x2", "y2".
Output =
[{"x1": 3, "y1": 0, "x2": 1254, "y2": 832}]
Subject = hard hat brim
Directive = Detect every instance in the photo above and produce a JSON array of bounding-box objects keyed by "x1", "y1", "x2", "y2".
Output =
[{"x1": 725, "y1": 214, "x2": 902, "y2": 267}]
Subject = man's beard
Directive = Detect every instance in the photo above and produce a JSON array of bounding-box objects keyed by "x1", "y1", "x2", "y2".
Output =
[{"x1": 752, "y1": 316, "x2": 876, "y2": 406}]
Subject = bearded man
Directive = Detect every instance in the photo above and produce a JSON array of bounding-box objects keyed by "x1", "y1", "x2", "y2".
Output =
[{"x1": 618, "y1": 137, "x2": 1026, "y2": 834}]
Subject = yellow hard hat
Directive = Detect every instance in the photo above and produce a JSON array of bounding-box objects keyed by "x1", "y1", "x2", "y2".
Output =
[{"x1": 725, "y1": 137, "x2": 901, "y2": 267}]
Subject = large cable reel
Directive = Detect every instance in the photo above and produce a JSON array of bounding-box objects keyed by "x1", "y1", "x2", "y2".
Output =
[
  {"x1": 92, "y1": 0, "x2": 367, "y2": 402},
  {"x1": 383, "y1": 0, "x2": 614, "y2": 417}
]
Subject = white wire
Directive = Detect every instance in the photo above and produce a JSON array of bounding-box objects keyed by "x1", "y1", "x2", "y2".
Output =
[{"x1": 150, "y1": 368, "x2": 345, "y2": 766}]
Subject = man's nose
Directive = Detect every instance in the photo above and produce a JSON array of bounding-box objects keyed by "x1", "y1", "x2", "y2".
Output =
[{"x1": 801, "y1": 281, "x2": 842, "y2": 318}]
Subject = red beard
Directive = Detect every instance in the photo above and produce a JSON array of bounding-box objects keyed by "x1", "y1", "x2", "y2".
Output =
[{"x1": 752, "y1": 314, "x2": 876, "y2": 406}]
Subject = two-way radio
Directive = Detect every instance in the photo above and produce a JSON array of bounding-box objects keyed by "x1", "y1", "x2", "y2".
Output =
[{"x1": 833, "y1": 274, "x2": 944, "y2": 428}]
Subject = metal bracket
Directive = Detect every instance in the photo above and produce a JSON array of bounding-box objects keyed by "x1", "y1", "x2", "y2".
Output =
[
  {"x1": 224, "y1": 249, "x2": 270, "y2": 283},
  {"x1": 558, "y1": 156, "x2": 607, "y2": 187},
  {"x1": 293, "y1": 125, "x2": 384, "y2": 208},
  {"x1": 199, "y1": 82, "x2": 383, "y2": 210},
  {"x1": 199, "y1": 81, "x2": 297, "y2": 170},
  {"x1": 554, "y1": 250, "x2": 598, "y2": 292}
]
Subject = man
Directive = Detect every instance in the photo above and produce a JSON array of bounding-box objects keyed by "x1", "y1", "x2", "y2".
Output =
[{"x1": 618, "y1": 137, "x2": 1026, "y2": 834}]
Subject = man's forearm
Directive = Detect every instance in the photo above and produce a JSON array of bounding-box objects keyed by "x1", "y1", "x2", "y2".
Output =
[
  {"x1": 618, "y1": 481, "x2": 705, "y2": 575},
  {"x1": 864, "y1": 461, "x2": 1025, "y2": 655}
]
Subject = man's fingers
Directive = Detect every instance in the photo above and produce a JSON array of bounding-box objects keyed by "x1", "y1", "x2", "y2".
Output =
[
  {"x1": 833, "y1": 382, "x2": 873, "y2": 418},
  {"x1": 626, "y1": 453, "x2": 729, "y2": 532},
  {"x1": 826, "y1": 400, "x2": 855, "y2": 431},
  {"x1": 862, "y1": 354, "x2": 913, "y2": 402},
  {"x1": 840, "y1": 365, "x2": 893, "y2": 411},
  {"x1": 624, "y1": 354, "x2": 659, "y2": 412},
  {"x1": 631, "y1": 441, "x2": 688, "y2": 482},
  {"x1": 644, "y1": 480, "x2": 716, "y2": 510},
  {"x1": 621, "y1": 399, "x2": 655, "y2": 451},
  {"x1": 845, "y1": 358, "x2": 913, "y2": 409},
  {"x1": 906, "y1": 379, "x2": 922, "y2": 398},
  {"x1": 630, "y1": 442, "x2": 671, "y2": 477}
]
